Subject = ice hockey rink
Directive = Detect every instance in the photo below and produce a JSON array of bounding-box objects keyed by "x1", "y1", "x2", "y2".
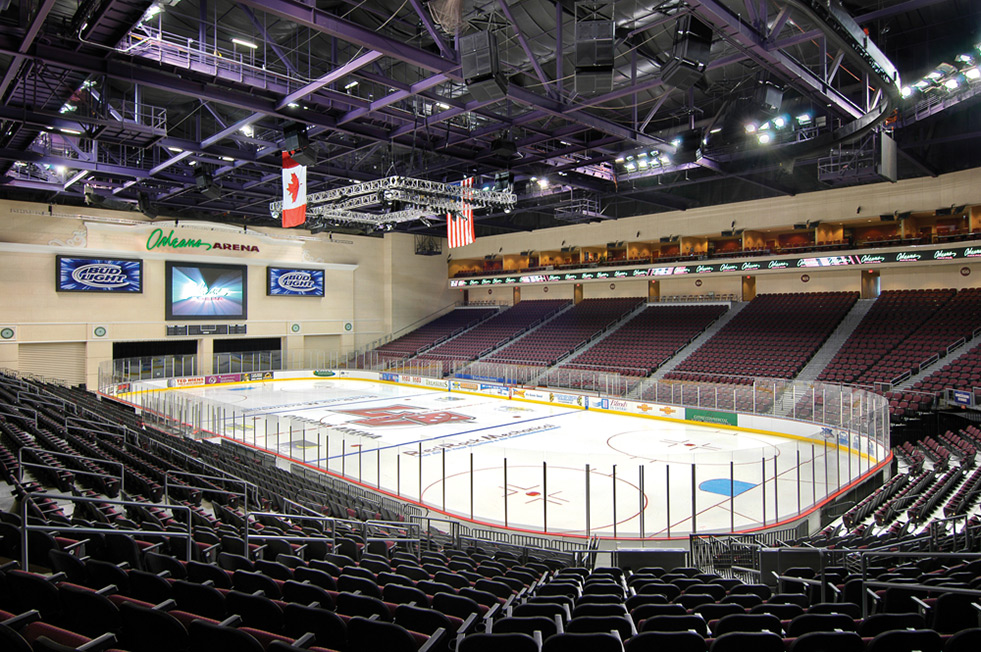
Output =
[{"x1": 149, "y1": 377, "x2": 876, "y2": 539}]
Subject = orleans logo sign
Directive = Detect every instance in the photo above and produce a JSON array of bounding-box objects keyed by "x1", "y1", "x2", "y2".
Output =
[{"x1": 146, "y1": 228, "x2": 259, "y2": 253}]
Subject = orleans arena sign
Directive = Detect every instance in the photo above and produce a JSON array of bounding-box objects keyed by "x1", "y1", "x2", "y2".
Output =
[{"x1": 145, "y1": 228, "x2": 259, "y2": 254}]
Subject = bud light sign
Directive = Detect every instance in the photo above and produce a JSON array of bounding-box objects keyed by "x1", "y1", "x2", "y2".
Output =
[
  {"x1": 56, "y1": 256, "x2": 142, "y2": 293},
  {"x1": 267, "y1": 267, "x2": 325, "y2": 296}
]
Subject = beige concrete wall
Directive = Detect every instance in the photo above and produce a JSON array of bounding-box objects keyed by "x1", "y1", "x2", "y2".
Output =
[{"x1": 0, "y1": 200, "x2": 454, "y2": 387}]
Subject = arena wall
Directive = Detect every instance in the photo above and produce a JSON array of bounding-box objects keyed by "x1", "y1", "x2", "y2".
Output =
[{"x1": 0, "y1": 200, "x2": 455, "y2": 388}]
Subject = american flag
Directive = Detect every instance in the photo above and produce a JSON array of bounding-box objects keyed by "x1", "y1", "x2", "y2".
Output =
[{"x1": 446, "y1": 176, "x2": 475, "y2": 248}]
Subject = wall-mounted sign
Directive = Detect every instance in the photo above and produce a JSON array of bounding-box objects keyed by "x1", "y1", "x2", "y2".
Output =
[
  {"x1": 57, "y1": 256, "x2": 143, "y2": 293},
  {"x1": 267, "y1": 267, "x2": 324, "y2": 296},
  {"x1": 146, "y1": 228, "x2": 259, "y2": 254}
]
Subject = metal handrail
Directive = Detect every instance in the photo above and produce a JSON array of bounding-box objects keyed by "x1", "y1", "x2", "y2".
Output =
[
  {"x1": 17, "y1": 447, "x2": 125, "y2": 494},
  {"x1": 19, "y1": 492, "x2": 193, "y2": 568}
]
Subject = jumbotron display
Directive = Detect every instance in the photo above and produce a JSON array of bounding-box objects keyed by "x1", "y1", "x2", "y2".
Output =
[
  {"x1": 165, "y1": 261, "x2": 247, "y2": 319},
  {"x1": 267, "y1": 267, "x2": 325, "y2": 296}
]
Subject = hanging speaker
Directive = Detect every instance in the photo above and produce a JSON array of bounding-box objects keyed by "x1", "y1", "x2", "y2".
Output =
[
  {"x1": 672, "y1": 128, "x2": 703, "y2": 164},
  {"x1": 290, "y1": 147, "x2": 317, "y2": 167},
  {"x1": 283, "y1": 122, "x2": 309, "y2": 152},
  {"x1": 460, "y1": 31, "x2": 507, "y2": 101},
  {"x1": 575, "y1": 18, "x2": 614, "y2": 94},
  {"x1": 662, "y1": 14, "x2": 712, "y2": 90},
  {"x1": 195, "y1": 169, "x2": 221, "y2": 200},
  {"x1": 138, "y1": 192, "x2": 158, "y2": 219},
  {"x1": 754, "y1": 80, "x2": 784, "y2": 116}
]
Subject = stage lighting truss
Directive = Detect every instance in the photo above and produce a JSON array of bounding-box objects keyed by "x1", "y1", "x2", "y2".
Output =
[{"x1": 269, "y1": 176, "x2": 517, "y2": 226}]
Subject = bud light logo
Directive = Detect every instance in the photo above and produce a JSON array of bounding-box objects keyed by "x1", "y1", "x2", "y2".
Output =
[
  {"x1": 58, "y1": 257, "x2": 142, "y2": 292},
  {"x1": 72, "y1": 264, "x2": 129, "y2": 288},
  {"x1": 268, "y1": 267, "x2": 324, "y2": 296},
  {"x1": 278, "y1": 271, "x2": 316, "y2": 291}
]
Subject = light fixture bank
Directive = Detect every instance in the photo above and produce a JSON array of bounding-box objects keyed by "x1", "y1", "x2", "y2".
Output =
[{"x1": 269, "y1": 176, "x2": 517, "y2": 227}]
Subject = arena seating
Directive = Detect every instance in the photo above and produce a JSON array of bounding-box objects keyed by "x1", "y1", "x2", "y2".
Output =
[
  {"x1": 837, "y1": 288, "x2": 981, "y2": 386},
  {"x1": 482, "y1": 298, "x2": 645, "y2": 367},
  {"x1": 371, "y1": 308, "x2": 499, "y2": 361},
  {"x1": 412, "y1": 300, "x2": 570, "y2": 368},
  {"x1": 666, "y1": 293, "x2": 858, "y2": 380},
  {"x1": 6, "y1": 292, "x2": 981, "y2": 652},
  {"x1": 557, "y1": 304, "x2": 728, "y2": 377},
  {"x1": 910, "y1": 340, "x2": 981, "y2": 399},
  {"x1": 818, "y1": 289, "x2": 956, "y2": 385}
]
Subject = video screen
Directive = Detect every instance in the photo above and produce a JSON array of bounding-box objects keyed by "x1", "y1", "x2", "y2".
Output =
[
  {"x1": 56, "y1": 256, "x2": 143, "y2": 293},
  {"x1": 165, "y1": 261, "x2": 247, "y2": 319},
  {"x1": 267, "y1": 267, "x2": 325, "y2": 296}
]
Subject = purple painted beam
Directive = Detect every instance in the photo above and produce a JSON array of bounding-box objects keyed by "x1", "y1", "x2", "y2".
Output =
[
  {"x1": 25, "y1": 43, "x2": 393, "y2": 141},
  {"x1": 236, "y1": 0, "x2": 459, "y2": 76},
  {"x1": 0, "y1": 0, "x2": 57, "y2": 100},
  {"x1": 338, "y1": 73, "x2": 449, "y2": 126},
  {"x1": 407, "y1": 0, "x2": 454, "y2": 60},
  {"x1": 496, "y1": 0, "x2": 553, "y2": 96},
  {"x1": 277, "y1": 50, "x2": 385, "y2": 109},
  {"x1": 684, "y1": 0, "x2": 864, "y2": 119},
  {"x1": 240, "y1": 5, "x2": 300, "y2": 77},
  {"x1": 509, "y1": 86, "x2": 673, "y2": 149}
]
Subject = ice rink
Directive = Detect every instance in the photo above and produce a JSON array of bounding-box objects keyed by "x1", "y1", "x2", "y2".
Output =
[{"x1": 163, "y1": 378, "x2": 871, "y2": 538}]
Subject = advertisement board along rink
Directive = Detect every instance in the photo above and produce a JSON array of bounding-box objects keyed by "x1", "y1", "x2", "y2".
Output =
[{"x1": 161, "y1": 376, "x2": 876, "y2": 538}]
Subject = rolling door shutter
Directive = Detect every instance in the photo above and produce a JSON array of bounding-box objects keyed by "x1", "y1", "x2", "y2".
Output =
[{"x1": 19, "y1": 342, "x2": 86, "y2": 386}]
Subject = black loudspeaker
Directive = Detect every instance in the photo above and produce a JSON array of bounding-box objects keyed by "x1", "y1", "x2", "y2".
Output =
[
  {"x1": 194, "y1": 170, "x2": 221, "y2": 200},
  {"x1": 879, "y1": 214, "x2": 896, "y2": 222},
  {"x1": 138, "y1": 192, "x2": 157, "y2": 219},
  {"x1": 490, "y1": 137, "x2": 517, "y2": 158},
  {"x1": 662, "y1": 14, "x2": 712, "y2": 90},
  {"x1": 283, "y1": 123, "x2": 309, "y2": 152},
  {"x1": 575, "y1": 19, "x2": 614, "y2": 94},
  {"x1": 661, "y1": 58, "x2": 703, "y2": 90},
  {"x1": 460, "y1": 31, "x2": 507, "y2": 101},
  {"x1": 673, "y1": 128, "x2": 703, "y2": 164},
  {"x1": 290, "y1": 147, "x2": 317, "y2": 167},
  {"x1": 673, "y1": 14, "x2": 713, "y2": 64},
  {"x1": 755, "y1": 81, "x2": 783, "y2": 116}
]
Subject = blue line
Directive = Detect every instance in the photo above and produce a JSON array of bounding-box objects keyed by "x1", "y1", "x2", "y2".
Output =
[{"x1": 309, "y1": 408, "x2": 581, "y2": 462}]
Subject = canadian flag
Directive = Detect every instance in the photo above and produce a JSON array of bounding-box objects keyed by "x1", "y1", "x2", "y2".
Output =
[
  {"x1": 446, "y1": 176, "x2": 475, "y2": 248},
  {"x1": 281, "y1": 151, "x2": 306, "y2": 228}
]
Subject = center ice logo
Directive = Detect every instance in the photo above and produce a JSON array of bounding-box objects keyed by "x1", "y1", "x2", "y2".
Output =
[{"x1": 335, "y1": 404, "x2": 474, "y2": 427}]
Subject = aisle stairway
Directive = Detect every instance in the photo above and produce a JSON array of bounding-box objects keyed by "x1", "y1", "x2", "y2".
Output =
[
  {"x1": 796, "y1": 298, "x2": 877, "y2": 381},
  {"x1": 649, "y1": 302, "x2": 748, "y2": 380},
  {"x1": 627, "y1": 301, "x2": 746, "y2": 398}
]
